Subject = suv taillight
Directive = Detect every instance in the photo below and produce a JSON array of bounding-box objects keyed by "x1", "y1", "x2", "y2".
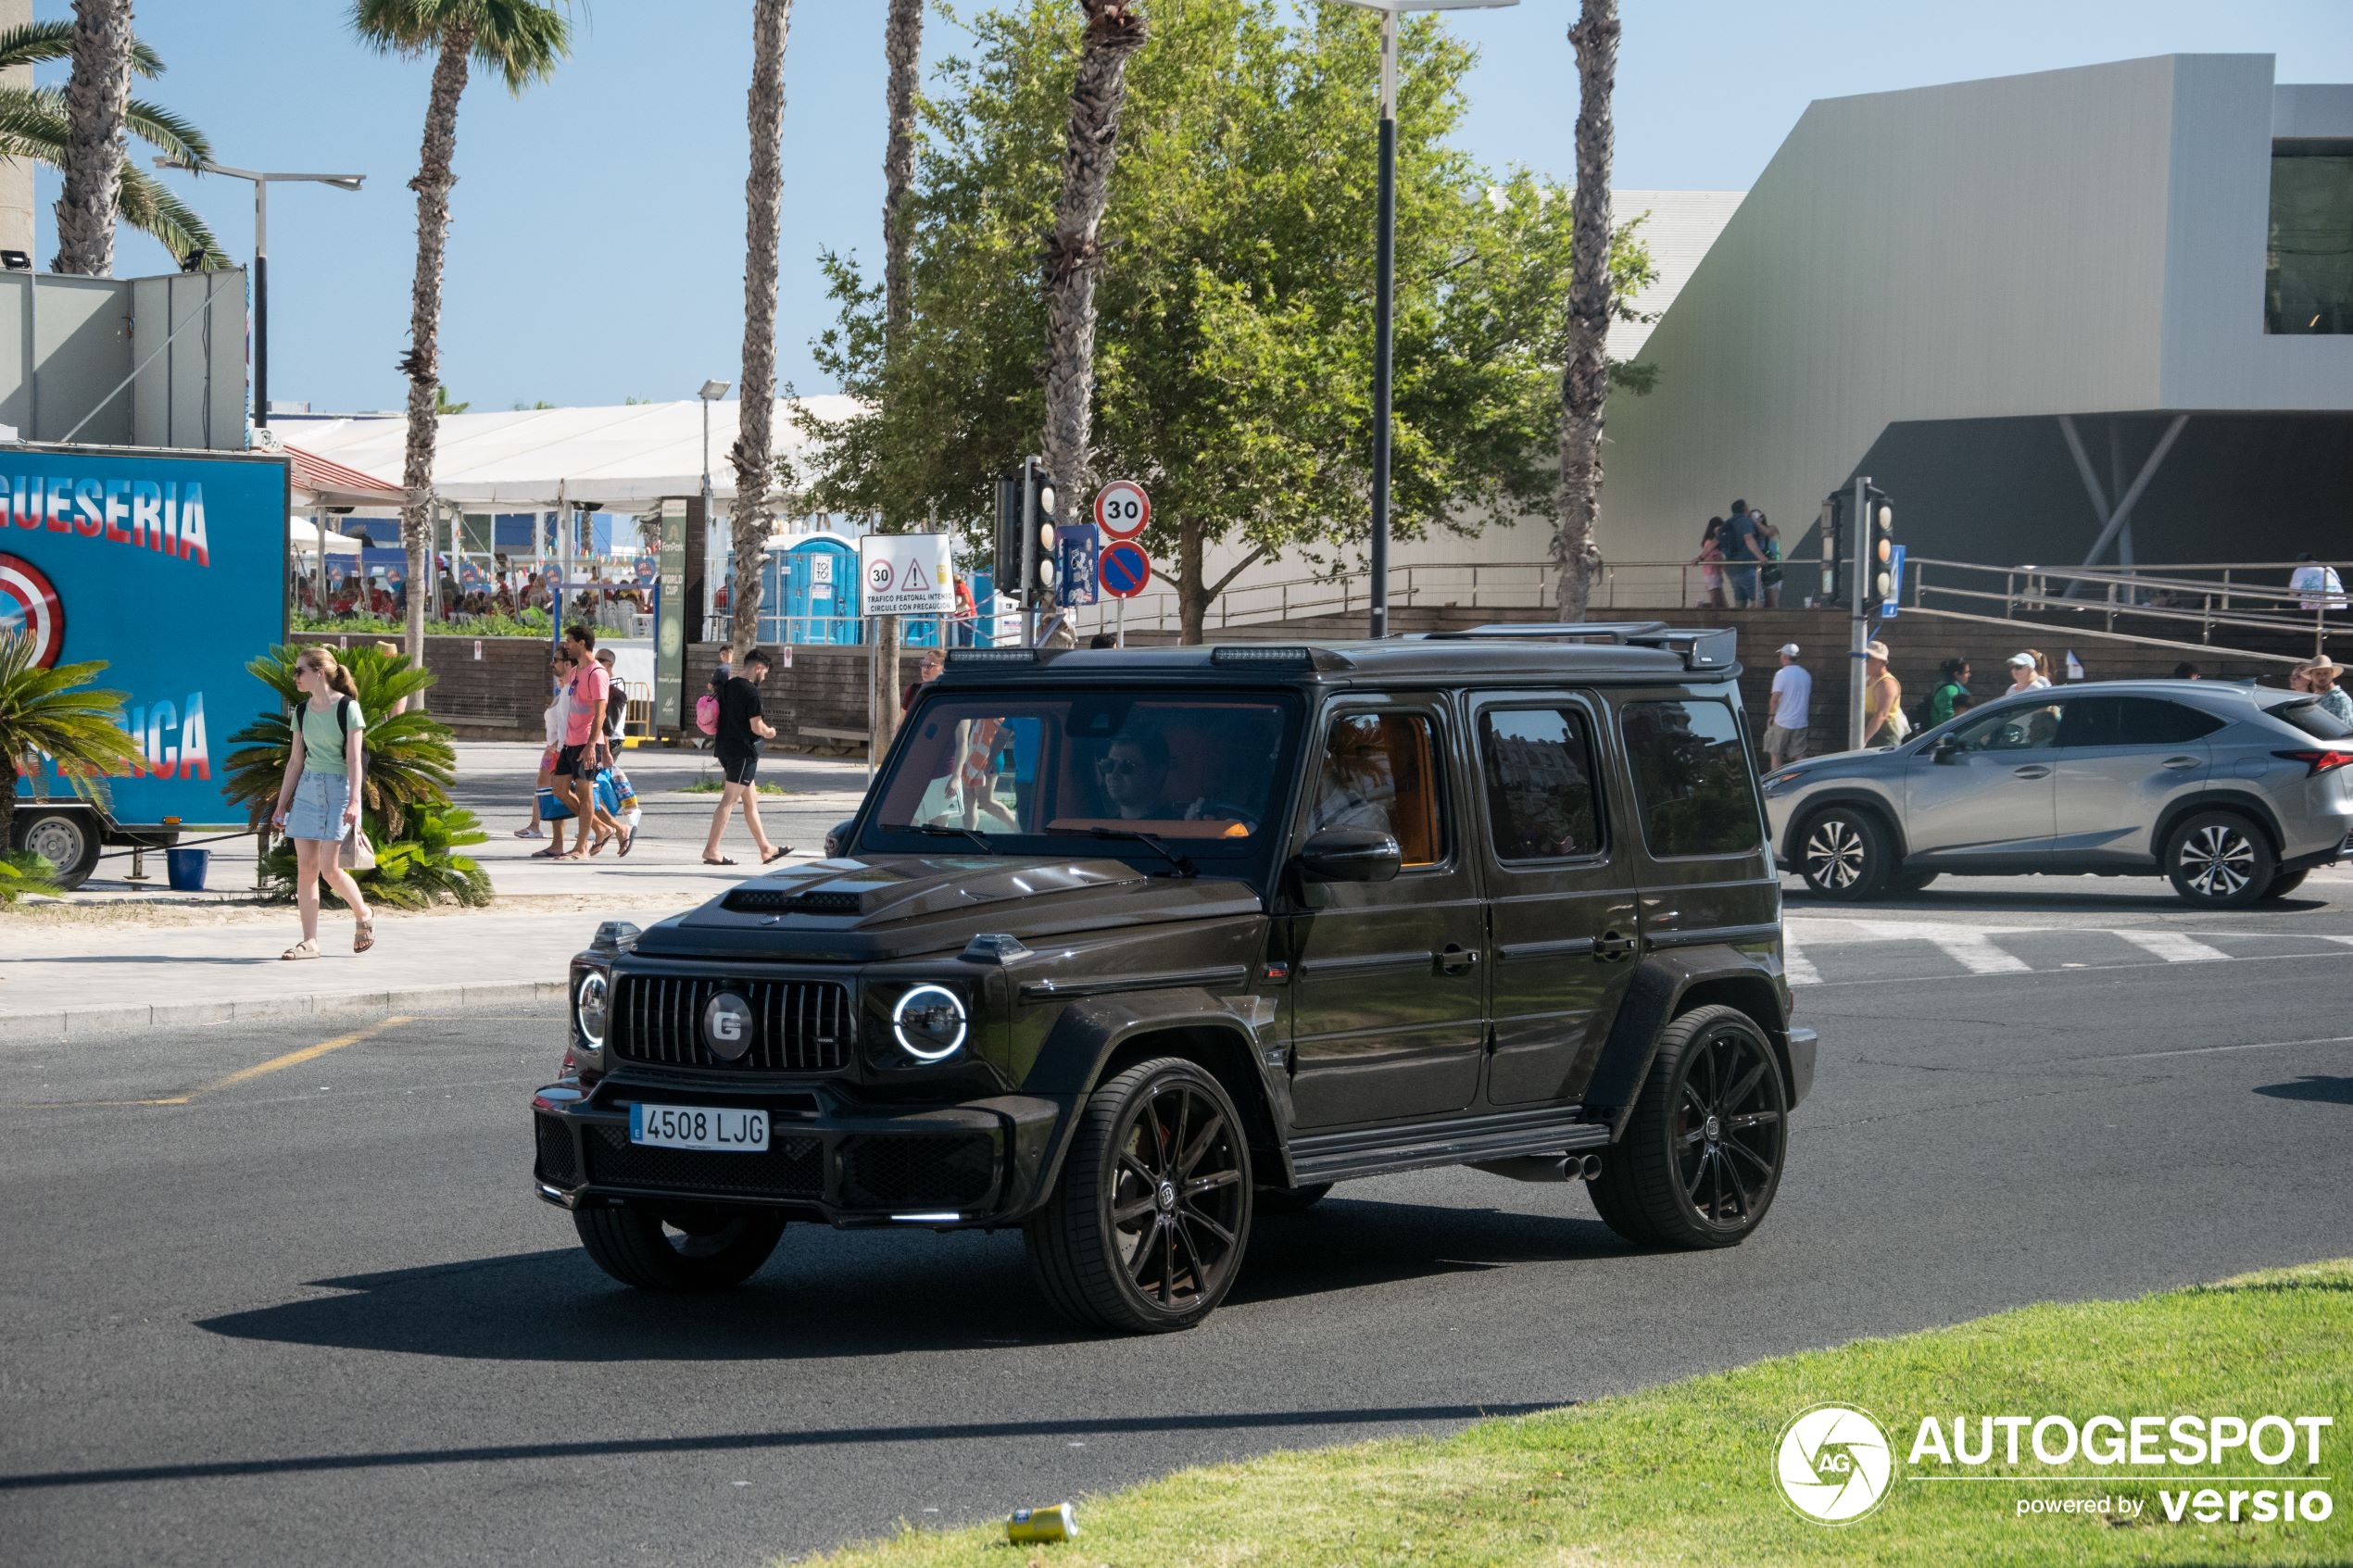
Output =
[{"x1": 2276, "y1": 749, "x2": 2353, "y2": 777}]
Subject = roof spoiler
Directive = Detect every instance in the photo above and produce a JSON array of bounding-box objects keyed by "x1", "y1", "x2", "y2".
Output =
[{"x1": 1423, "y1": 621, "x2": 1739, "y2": 671}]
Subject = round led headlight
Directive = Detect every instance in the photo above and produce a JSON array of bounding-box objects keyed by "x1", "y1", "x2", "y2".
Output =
[
  {"x1": 575, "y1": 970, "x2": 610, "y2": 1049},
  {"x1": 891, "y1": 984, "x2": 968, "y2": 1062}
]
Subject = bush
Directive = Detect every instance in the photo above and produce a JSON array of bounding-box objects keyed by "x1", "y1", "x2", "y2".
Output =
[
  {"x1": 0, "y1": 847, "x2": 59, "y2": 904},
  {"x1": 293, "y1": 609, "x2": 555, "y2": 640},
  {"x1": 259, "y1": 802, "x2": 491, "y2": 909}
]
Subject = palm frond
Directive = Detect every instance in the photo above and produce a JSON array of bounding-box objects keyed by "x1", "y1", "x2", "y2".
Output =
[
  {"x1": 117, "y1": 163, "x2": 230, "y2": 269},
  {"x1": 125, "y1": 96, "x2": 210, "y2": 166},
  {"x1": 0, "y1": 633, "x2": 145, "y2": 822},
  {"x1": 0, "y1": 20, "x2": 166, "y2": 78},
  {"x1": 348, "y1": 0, "x2": 575, "y2": 91}
]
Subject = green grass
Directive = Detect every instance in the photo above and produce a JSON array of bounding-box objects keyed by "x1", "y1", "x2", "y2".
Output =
[
  {"x1": 788, "y1": 1260, "x2": 2353, "y2": 1567},
  {"x1": 679, "y1": 779, "x2": 804, "y2": 797}
]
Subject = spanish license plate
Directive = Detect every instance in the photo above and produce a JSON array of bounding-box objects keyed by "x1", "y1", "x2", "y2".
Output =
[{"x1": 628, "y1": 1102, "x2": 769, "y2": 1153}]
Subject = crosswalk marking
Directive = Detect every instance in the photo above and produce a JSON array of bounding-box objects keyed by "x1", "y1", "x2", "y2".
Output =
[
  {"x1": 1855, "y1": 921, "x2": 2032, "y2": 975},
  {"x1": 2111, "y1": 931, "x2": 2230, "y2": 963},
  {"x1": 1781, "y1": 934, "x2": 1822, "y2": 987}
]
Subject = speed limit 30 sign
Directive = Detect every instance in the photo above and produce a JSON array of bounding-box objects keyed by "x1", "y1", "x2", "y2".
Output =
[{"x1": 1093, "y1": 479, "x2": 1151, "y2": 541}]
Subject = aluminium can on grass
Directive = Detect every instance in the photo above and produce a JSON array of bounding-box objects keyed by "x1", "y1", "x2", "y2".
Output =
[{"x1": 1005, "y1": 1502, "x2": 1077, "y2": 1543}]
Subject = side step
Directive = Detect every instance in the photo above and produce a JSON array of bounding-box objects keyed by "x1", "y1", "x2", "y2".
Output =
[{"x1": 1288, "y1": 1105, "x2": 1610, "y2": 1185}]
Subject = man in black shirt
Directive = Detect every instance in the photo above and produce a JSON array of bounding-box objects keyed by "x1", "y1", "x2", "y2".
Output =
[{"x1": 701, "y1": 648, "x2": 789, "y2": 866}]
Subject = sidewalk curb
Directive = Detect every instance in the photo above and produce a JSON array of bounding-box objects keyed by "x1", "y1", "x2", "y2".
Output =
[{"x1": 6, "y1": 980, "x2": 568, "y2": 1041}]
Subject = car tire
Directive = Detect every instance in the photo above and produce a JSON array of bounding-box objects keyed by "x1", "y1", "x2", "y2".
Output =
[
  {"x1": 1025, "y1": 1057, "x2": 1253, "y2": 1333},
  {"x1": 1796, "y1": 806, "x2": 1890, "y2": 900},
  {"x1": 1589, "y1": 1005, "x2": 1787, "y2": 1250},
  {"x1": 1894, "y1": 868, "x2": 1938, "y2": 894},
  {"x1": 1255, "y1": 1182, "x2": 1333, "y2": 1215},
  {"x1": 14, "y1": 810, "x2": 101, "y2": 890},
  {"x1": 573, "y1": 1203, "x2": 784, "y2": 1292},
  {"x1": 2164, "y1": 810, "x2": 2276, "y2": 909},
  {"x1": 2259, "y1": 869, "x2": 2309, "y2": 901}
]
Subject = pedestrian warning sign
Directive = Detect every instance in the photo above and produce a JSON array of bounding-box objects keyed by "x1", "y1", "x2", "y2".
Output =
[{"x1": 857, "y1": 533, "x2": 956, "y2": 616}]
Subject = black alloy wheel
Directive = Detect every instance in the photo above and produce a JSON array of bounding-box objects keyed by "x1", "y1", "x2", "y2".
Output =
[
  {"x1": 1590, "y1": 1005, "x2": 1788, "y2": 1248},
  {"x1": 1797, "y1": 807, "x2": 1887, "y2": 900},
  {"x1": 2164, "y1": 810, "x2": 2275, "y2": 909},
  {"x1": 1026, "y1": 1058, "x2": 1253, "y2": 1333},
  {"x1": 573, "y1": 1203, "x2": 786, "y2": 1292}
]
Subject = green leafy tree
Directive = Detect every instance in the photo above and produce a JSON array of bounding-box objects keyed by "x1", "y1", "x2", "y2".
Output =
[
  {"x1": 0, "y1": 629, "x2": 148, "y2": 861},
  {"x1": 794, "y1": 0, "x2": 1655, "y2": 642},
  {"x1": 223, "y1": 644, "x2": 488, "y2": 908},
  {"x1": 0, "y1": 19, "x2": 225, "y2": 268},
  {"x1": 351, "y1": 0, "x2": 573, "y2": 666}
]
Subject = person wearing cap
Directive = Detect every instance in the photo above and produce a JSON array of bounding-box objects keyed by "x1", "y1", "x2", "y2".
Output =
[
  {"x1": 1763, "y1": 643, "x2": 1811, "y2": 767},
  {"x1": 2298, "y1": 658, "x2": 2351, "y2": 725},
  {"x1": 1926, "y1": 658, "x2": 1973, "y2": 727},
  {"x1": 2005, "y1": 652, "x2": 2050, "y2": 696},
  {"x1": 1863, "y1": 641, "x2": 1906, "y2": 747}
]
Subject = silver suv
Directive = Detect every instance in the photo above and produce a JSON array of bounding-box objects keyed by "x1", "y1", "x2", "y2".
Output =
[{"x1": 1761, "y1": 680, "x2": 2353, "y2": 907}]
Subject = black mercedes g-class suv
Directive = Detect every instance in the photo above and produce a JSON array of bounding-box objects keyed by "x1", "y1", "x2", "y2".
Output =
[{"x1": 531, "y1": 624, "x2": 1817, "y2": 1333}]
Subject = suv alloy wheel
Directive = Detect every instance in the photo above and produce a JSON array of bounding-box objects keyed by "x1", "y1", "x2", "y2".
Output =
[
  {"x1": 1589, "y1": 1006, "x2": 1787, "y2": 1248},
  {"x1": 573, "y1": 1203, "x2": 786, "y2": 1291},
  {"x1": 1025, "y1": 1057, "x2": 1253, "y2": 1332},
  {"x1": 1797, "y1": 806, "x2": 1889, "y2": 900},
  {"x1": 2164, "y1": 810, "x2": 2276, "y2": 909}
]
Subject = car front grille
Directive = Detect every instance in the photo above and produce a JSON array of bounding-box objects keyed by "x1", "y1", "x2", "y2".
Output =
[
  {"x1": 610, "y1": 973, "x2": 853, "y2": 1073},
  {"x1": 838, "y1": 1132, "x2": 999, "y2": 1210},
  {"x1": 580, "y1": 1123, "x2": 826, "y2": 1199},
  {"x1": 534, "y1": 1116, "x2": 579, "y2": 1185}
]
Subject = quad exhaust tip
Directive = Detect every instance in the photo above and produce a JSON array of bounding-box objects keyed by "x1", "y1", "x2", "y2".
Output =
[{"x1": 1568, "y1": 1152, "x2": 1604, "y2": 1181}]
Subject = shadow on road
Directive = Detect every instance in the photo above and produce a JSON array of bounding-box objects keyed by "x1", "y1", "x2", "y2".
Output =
[
  {"x1": 195, "y1": 1196, "x2": 1633, "y2": 1362},
  {"x1": 2253, "y1": 1074, "x2": 2353, "y2": 1106}
]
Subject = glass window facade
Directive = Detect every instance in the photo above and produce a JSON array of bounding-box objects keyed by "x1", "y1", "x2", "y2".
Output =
[{"x1": 2267, "y1": 141, "x2": 2353, "y2": 335}]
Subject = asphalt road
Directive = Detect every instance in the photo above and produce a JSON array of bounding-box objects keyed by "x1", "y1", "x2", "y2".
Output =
[{"x1": 5, "y1": 872, "x2": 2352, "y2": 1566}]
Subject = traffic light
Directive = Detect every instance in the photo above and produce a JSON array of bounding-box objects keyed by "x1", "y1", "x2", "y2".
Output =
[
  {"x1": 994, "y1": 471, "x2": 1025, "y2": 596},
  {"x1": 993, "y1": 460, "x2": 1062, "y2": 612},
  {"x1": 1869, "y1": 491, "x2": 1895, "y2": 602}
]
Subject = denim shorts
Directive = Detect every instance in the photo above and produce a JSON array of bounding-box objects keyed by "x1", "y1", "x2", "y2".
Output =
[{"x1": 286, "y1": 771, "x2": 351, "y2": 843}]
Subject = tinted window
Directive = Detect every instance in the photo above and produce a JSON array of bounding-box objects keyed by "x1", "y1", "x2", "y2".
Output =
[
  {"x1": 2272, "y1": 697, "x2": 2353, "y2": 741},
  {"x1": 2057, "y1": 697, "x2": 2224, "y2": 747},
  {"x1": 1311, "y1": 712, "x2": 1445, "y2": 868},
  {"x1": 1620, "y1": 699, "x2": 1763, "y2": 858},
  {"x1": 1950, "y1": 700, "x2": 2062, "y2": 752},
  {"x1": 1478, "y1": 708, "x2": 1603, "y2": 861}
]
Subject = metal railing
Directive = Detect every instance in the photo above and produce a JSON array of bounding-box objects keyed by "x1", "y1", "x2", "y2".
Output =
[{"x1": 1905, "y1": 557, "x2": 2340, "y2": 662}]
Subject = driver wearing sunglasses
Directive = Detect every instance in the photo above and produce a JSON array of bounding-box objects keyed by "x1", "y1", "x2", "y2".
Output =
[{"x1": 1095, "y1": 730, "x2": 1188, "y2": 821}]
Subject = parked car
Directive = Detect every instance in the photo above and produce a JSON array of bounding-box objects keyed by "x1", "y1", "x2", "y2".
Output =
[
  {"x1": 530, "y1": 626, "x2": 1817, "y2": 1333},
  {"x1": 1762, "y1": 680, "x2": 2353, "y2": 907}
]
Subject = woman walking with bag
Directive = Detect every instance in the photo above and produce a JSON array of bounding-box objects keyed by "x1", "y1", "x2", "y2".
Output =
[{"x1": 269, "y1": 646, "x2": 376, "y2": 960}]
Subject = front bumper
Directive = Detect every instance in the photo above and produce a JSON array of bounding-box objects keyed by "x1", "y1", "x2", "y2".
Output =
[{"x1": 530, "y1": 1075, "x2": 1068, "y2": 1228}]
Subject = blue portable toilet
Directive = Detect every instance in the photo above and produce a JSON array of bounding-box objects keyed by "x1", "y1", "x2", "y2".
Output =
[{"x1": 765, "y1": 536, "x2": 862, "y2": 646}]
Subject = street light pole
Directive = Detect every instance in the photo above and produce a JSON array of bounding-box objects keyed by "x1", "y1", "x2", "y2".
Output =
[
  {"x1": 152, "y1": 159, "x2": 365, "y2": 432},
  {"x1": 699, "y1": 379, "x2": 731, "y2": 646},
  {"x1": 1335, "y1": 0, "x2": 1516, "y2": 640}
]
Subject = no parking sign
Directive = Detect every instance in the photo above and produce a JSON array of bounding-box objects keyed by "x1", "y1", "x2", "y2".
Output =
[{"x1": 1097, "y1": 540, "x2": 1151, "y2": 598}]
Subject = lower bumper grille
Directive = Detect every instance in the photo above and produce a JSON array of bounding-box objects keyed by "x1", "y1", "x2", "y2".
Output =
[
  {"x1": 839, "y1": 1132, "x2": 998, "y2": 1210},
  {"x1": 535, "y1": 1117, "x2": 579, "y2": 1185},
  {"x1": 581, "y1": 1123, "x2": 825, "y2": 1199}
]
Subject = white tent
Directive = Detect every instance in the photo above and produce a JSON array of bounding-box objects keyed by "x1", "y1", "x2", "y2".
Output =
[
  {"x1": 284, "y1": 396, "x2": 862, "y2": 511},
  {"x1": 289, "y1": 516, "x2": 364, "y2": 555}
]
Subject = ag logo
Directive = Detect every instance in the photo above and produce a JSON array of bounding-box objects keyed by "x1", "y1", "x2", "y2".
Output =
[
  {"x1": 1774, "y1": 1403, "x2": 1894, "y2": 1524},
  {"x1": 0, "y1": 552, "x2": 65, "y2": 669},
  {"x1": 701, "y1": 991, "x2": 755, "y2": 1060}
]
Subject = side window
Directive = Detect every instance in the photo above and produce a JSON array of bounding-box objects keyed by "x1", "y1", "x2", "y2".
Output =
[
  {"x1": 2116, "y1": 698, "x2": 2223, "y2": 745},
  {"x1": 1478, "y1": 708, "x2": 1603, "y2": 861},
  {"x1": 1619, "y1": 699, "x2": 1763, "y2": 858},
  {"x1": 1311, "y1": 712, "x2": 1445, "y2": 869},
  {"x1": 1953, "y1": 701, "x2": 2062, "y2": 752}
]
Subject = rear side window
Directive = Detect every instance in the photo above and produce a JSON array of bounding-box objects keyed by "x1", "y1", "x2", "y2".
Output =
[
  {"x1": 1311, "y1": 712, "x2": 1446, "y2": 868},
  {"x1": 1478, "y1": 708, "x2": 1603, "y2": 860},
  {"x1": 1619, "y1": 699, "x2": 1763, "y2": 858},
  {"x1": 2057, "y1": 697, "x2": 2224, "y2": 746},
  {"x1": 2271, "y1": 698, "x2": 2353, "y2": 741}
]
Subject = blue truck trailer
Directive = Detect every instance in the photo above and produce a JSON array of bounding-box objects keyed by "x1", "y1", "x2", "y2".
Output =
[{"x1": 4, "y1": 444, "x2": 289, "y2": 887}]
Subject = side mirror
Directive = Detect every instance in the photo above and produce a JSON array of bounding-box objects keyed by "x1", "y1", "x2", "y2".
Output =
[
  {"x1": 1931, "y1": 735, "x2": 1962, "y2": 764},
  {"x1": 1297, "y1": 827, "x2": 1402, "y2": 884},
  {"x1": 823, "y1": 818, "x2": 855, "y2": 858}
]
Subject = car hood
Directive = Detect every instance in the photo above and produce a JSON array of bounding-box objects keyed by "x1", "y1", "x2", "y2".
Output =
[{"x1": 630, "y1": 854, "x2": 1266, "y2": 962}]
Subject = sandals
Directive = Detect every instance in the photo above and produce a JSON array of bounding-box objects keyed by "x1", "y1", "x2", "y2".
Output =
[
  {"x1": 354, "y1": 917, "x2": 375, "y2": 955},
  {"x1": 761, "y1": 847, "x2": 792, "y2": 864},
  {"x1": 529, "y1": 847, "x2": 564, "y2": 859},
  {"x1": 618, "y1": 829, "x2": 635, "y2": 858},
  {"x1": 512, "y1": 826, "x2": 545, "y2": 839},
  {"x1": 703, "y1": 856, "x2": 737, "y2": 867},
  {"x1": 281, "y1": 939, "x2": 320, "y2": 961}
]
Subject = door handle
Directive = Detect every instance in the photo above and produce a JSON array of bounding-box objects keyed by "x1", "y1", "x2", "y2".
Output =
[
  {"x1": 1436, "y1": 944, "x2": 1479, "y2": 976},
  {"x1": 2161, "y1": 756, "x2": 2201, "y2": 770},
  {"x1": 1594, "y1": 929, "x2": 1637, "y2": 961},
  {"x1": 2011, "y1": 764, "x2": 2052, "y2": 779}
]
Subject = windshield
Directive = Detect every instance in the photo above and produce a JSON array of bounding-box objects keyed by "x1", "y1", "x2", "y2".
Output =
[{"x1": 861, "y1": 689, "x2": 1301, "y2": 865}]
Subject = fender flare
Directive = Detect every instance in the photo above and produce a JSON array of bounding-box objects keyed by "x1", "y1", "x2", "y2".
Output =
[
  {"x1": 2149, "y1": 789, "x2": 2287, "y2": 860},
  {"x1": 1580, "y1": 948, "x2": 1797, "y2": 1138}
]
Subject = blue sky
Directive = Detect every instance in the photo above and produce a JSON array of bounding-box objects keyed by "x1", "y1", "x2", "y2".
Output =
[{"x1": 36, "y1": 1, "x2": 2353, "y2": 415}]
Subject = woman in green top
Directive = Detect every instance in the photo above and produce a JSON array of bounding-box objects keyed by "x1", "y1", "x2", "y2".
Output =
[
  {"x1": 1926, "y1": 659, "x2": 1974, "y2": 727},
  {"x1": 269, "y1": 646, "x2": 376, "y2": 960}
]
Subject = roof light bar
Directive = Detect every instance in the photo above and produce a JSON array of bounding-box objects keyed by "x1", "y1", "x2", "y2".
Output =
[
  {"x1": 1210, "y1": 645, "x2": 1316, "y2": 665},
  {"x1": 945, "y1": 648, "x2": 1039, "y2": 665}
]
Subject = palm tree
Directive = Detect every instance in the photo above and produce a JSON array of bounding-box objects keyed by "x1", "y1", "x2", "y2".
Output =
[
  {"x1": 351, "y1": 0, "x2": 572, "y2": 666},
  {"x1": 1552, "y1": 0, "x2": 1617, "y2": 623},
  {"x1": 0, "y1": 630, "x2": 146, "y2": 861},
  {"x1": 729, "y1": 0, "x2": 793, "y2": 664},
  {"x1": 870, "y1": 0, "x2": 925, "y2": 753},
  {"x1": 1038, "y1": 0, "x2": 1148, "y2": 528},
  {"x1": 49, "y1": 0, "x2": 132, "y2": 276},
  {"x1": 0, "y1": 17, "x2": 223, "y2": 269}
]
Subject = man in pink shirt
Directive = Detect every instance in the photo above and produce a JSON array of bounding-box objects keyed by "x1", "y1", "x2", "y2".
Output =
[{"x1": 557, "y1": 624, "x2": 630, "y2": 858}]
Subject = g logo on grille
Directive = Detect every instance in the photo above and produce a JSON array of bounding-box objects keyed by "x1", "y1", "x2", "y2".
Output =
[{"x1": 702, "y1": 991, "x2": 755, "y2": 1060}]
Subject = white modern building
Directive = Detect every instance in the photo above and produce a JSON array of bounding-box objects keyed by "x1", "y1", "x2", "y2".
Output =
[{"x1": 1603, "y1": 53, "x2": 2353, "y2": 583}]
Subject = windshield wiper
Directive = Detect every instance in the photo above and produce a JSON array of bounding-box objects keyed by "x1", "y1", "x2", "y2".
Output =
[
  {"x1": 907, "y1": 822, "x2": 996, "y2": 854},
  {"x1": 1081, "y1": 825, "x2": 1195, "y2": 876}
]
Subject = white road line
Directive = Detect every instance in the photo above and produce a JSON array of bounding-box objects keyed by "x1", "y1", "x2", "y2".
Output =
[
  {"x1": 2095, "y1": 1033, "x2": 2353, "y2": 1062},
  {"x1": 1854, "y1": 921, "x2": 2032, "y2": 974},
  {"x1": 2109, "y1": 931, "x2": 2231, "y2": 963},
  {"x1": 1782, "y1": 934, "x2": 1822, "y2": 988}
]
